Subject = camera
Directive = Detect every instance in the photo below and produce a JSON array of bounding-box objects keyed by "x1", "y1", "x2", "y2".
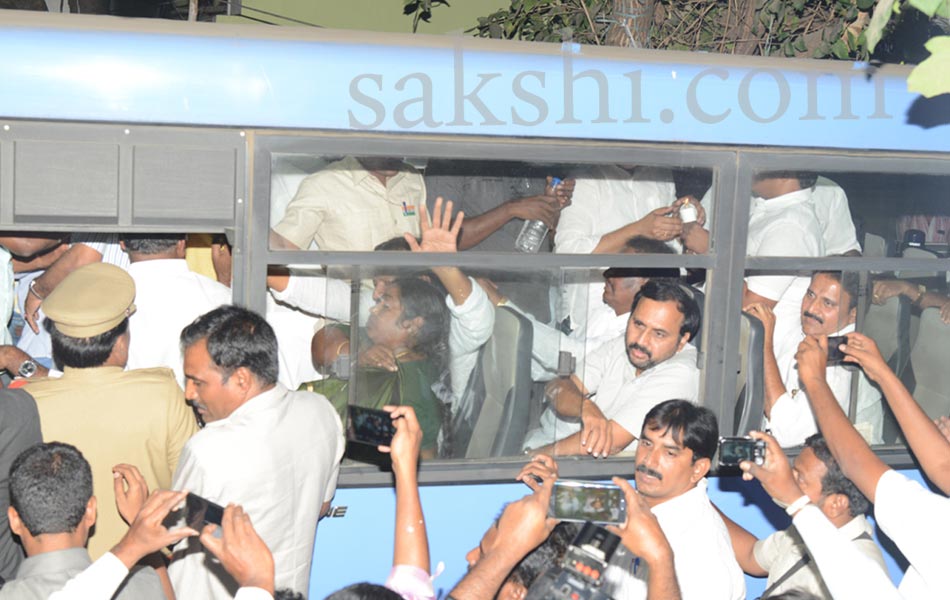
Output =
[
  {"x1": 525, "y1": 522, "x2": 622, "y2": 600},
  {"x1": 718, "y1": 436, "x2": 766, "y2": 468}
]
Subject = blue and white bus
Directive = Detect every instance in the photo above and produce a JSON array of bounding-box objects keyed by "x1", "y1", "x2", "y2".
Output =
[{"x1": 1, "y1": 10, "x2": 948, "y2": 598}]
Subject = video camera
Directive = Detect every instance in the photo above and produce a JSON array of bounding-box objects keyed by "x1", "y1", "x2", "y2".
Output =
[{"x1": 525, "y1": 522, "x2": 624, "y2": 600}]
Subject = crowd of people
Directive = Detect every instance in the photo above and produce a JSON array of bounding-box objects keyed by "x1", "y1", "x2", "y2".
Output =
[{"x1": 0, "y1": 157, "x2": 944, "y2": 599}]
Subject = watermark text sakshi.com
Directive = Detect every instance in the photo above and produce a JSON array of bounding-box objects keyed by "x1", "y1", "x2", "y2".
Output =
[{"x1": 347, "y1": 46, "x2": 891, "y2": 130}]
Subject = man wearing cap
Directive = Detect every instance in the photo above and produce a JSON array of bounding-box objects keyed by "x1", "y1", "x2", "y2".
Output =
[{"x1": 24, "y1": 263, "x2": 199, "y2": 559}]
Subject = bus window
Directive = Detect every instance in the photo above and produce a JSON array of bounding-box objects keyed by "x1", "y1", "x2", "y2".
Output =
[{"x1": 267, "y1": 154, "x2": 716, "y2": 260}]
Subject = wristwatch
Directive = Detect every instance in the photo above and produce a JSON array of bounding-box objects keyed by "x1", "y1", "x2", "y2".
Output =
[{"x1": 17, "y1": 359, "x2": 38, "y2": 379}]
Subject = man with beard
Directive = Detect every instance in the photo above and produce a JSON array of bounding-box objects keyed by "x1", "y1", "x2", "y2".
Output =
[
  {"x1": 745, "y1": 271, "x2": 884, "y2": 447},
  {"x1": 608, "y1": 399, "x2": 745, "y2": 600},
  {"x1": 526, "y1": 280, "x2": 700, "y2": 457}
]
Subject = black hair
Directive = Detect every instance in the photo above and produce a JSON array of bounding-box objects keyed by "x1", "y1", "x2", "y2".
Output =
[
  {"x1": 630, "y1": 279, "x2": 701, "y2": 342},
  {"x1": 45, "y1": 317, "x2": 128, "y2": 370},
  {"x1": 9, "y1": 442, "x2": 92, "y2": 536},
  {"x1": 120, "y1": 233, "x2": 185, "y2": 255},
  {"x1": 324, "y1": 583, "x2": 402, "y2": 600},
  {"x1": 814, "y1": 270, "x2": 861, "y2": 313},
  {"x1": 180, "y1": 305, "x2": 279, "y2": 386},
  {"x1": 508, "y1": 522, "x2": 581, "y2": 589},
  {"x1": 393, "y1": 277, "x2": 450, "y2": 371},
  {"x1": 373, "y1": 237, "x2": 414, "y2": 252},
  {"x1": 624, "y1": 235, "x2": 676, "y2": 255},
  {"x1": 275, "y1": 590, "x2": 305, "y2": 600},
  {"x1": 642, "y1": 399, "x2": 718, "y2": 462},
  {"x1": 754, "y1": 171, "x2": 818, "y2": 190},
  {"x1": 804, "y1": 433, "x2": 871, "y2": 517}
]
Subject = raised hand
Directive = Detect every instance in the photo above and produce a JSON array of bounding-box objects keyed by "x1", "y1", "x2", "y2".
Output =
[
  {"x1": 379, "y1": 405, "x2": 423, "y2": 474},
  {"x1": 200, "y1": 504, "x2": 275, "y2": 594},
  {"x1": 406, "y1": 196, "x2": 464, "y2": 254},
  {"x1": 111, "y1": 490, "x2": 199, "y2": 569},
  {"x1": 113, "y1": 463, "x2": 150, "y2": 526}
]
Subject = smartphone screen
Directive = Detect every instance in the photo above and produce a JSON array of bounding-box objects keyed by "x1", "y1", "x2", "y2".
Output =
[
  {"x1": 718, "y1": 437, "x2": 764, "y2": 467},
  {"x1": 347, "y1": 405, "x2": 396, "y2": 447},
  {"x1": 184, "y1": 492, "x2": 224, "y2": 529},
  {"x1": 549, "y1": 480, "x2": 626, "y2": 525},
  {"x1": 826, "y1": 335, "x2": 848, "y2": 366}
]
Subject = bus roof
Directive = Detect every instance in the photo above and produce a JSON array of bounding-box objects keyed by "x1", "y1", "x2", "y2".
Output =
[{"x1": 0, "y1": 11, "x2": 946, "y2": 152}]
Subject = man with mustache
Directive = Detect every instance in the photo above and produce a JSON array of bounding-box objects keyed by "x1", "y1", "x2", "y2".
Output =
[
  {"x1": 609, "y1": 399, "x2": 745, "y2": 600},
  {"x1": 745, "y1": 271, "x2": 883, "y2": 447},
  {"x1": 526, "y1": 279, "x2": 701, "y2": 458}
]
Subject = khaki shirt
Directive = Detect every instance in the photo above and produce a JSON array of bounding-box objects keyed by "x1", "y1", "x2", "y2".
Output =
[
  {"x1": 272, "y1": 155, "x2": 424, "y2": 251},
  {"x1": 27, "y1": 366, "x2": 198, "y2": 559}
]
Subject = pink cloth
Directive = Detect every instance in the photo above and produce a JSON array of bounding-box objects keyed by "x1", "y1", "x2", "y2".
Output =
[{"x1": 385, "y1": 565, "x2": 436, "y2": 600}]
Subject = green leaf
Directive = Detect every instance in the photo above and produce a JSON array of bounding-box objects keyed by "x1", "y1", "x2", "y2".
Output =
[
  {"x1": 832, "y1": 38, "x2": 851, "y2": 59},
  {"x1": 793, "y1": 37, "x2": 808, "y2": 52},
  {"x1": 907, "y1": 36, "x2": 950, "y2": 97},
  {"x1": 857, "y1": 0, "x2": 876, "y2": 8},
  {"x1": 866, "y1": 0, "x2": 898, "y2": 52},
  {"x1": 907, "y1": 0, "x2": 942, "y2": 15}
]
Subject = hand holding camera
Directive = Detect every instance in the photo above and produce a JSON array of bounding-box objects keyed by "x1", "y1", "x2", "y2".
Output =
[{"x1": 737, "y1": 431, "x2": 804, "y2": 507}]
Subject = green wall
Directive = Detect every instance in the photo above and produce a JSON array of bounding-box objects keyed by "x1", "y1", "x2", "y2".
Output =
[{"x1": 217, "y1": 0, "x2": 509, "y2": 34}]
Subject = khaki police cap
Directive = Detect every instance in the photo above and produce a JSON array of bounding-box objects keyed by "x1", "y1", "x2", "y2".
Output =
[{"x1": 42, "y1": 262, "x2": 136, "y2": 338}]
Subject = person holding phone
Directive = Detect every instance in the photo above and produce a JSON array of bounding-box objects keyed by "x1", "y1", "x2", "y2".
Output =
[
  {"x1": 744, "y1": 270, "x2": 883, "y2": 447},
  {"x1": 795, "y1": 331, "x2": 950, "y2": 597},
  {"x1": 326, "y1": 405, "x2": 436, "y2": 600}
]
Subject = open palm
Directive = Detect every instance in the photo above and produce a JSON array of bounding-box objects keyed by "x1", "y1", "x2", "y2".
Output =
[{"x1": 405, "y1": 196, "x2": 464, "y2": 254}]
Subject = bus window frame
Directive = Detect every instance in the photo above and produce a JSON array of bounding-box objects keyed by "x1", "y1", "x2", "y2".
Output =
[{"x1": 251, "y1": 131, "x2": 946, "y2": 486}]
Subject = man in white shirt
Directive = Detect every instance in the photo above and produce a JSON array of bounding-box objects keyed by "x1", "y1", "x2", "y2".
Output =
[
  {"x1": 721, "y1": 433, "x2": 886, "y2": 599},
  {"x1": 505, "y1": 236, "x2": 678, "y2": 382},
  {"x1": 795, "y1": 330, "x2": 950, "y2": 598},
  {"x1": 611, "y1": 399, "x2": 745, "y2": 600},
  {"x1": 270, "y1": 156, "x2": 424, "y2": 251},
  {"x1": 121, "y1": 234, "x2": 231, "y2": 385},
  {"x1": 525, "y1": 280, "x2": 701, "y2": 457},
  {"x1": 684, "y1": 172, "x2": 825, "y2": 347},
  {"x1": 554, "y1": 165, "x2": 680, "y2": 336},
  {"x1": 170, "y1": 305, "x2": 344, "y2": 599},
  {"x1": 746, "y1": 270, "x2": 883, "y2": 447}
]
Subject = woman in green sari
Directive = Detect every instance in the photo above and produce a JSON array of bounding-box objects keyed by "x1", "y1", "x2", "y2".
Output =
[{"x1": 309, "y1": 277, "x2": 449, "y2": 457}]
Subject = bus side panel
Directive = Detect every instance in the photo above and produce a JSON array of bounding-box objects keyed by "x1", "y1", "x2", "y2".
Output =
[{"x1": 310, "y1": 470, "x2": 925, "y2": 598}]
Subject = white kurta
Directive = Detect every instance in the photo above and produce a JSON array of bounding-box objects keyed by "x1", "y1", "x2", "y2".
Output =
[
  {"x1": 169, "y1": 385, "x2": 344, "y2": 599},
  {"x1": 790, "y1": 505, "x2": 902, "y2": 600},
  {"x1": 766, "y1": 323, "x2": 884, "y2": 447},
  {"x1": 875, "y1": 469, "x2": 950, "y2": 599},
  {"x1": 126, "y1": 259, "x2": 232, "y2": 385},
  {"x1": 746, "y1": 189, "x2": 824, "y2": 348},
  {"x1": 608, "y1": 479, "x2": 746, "y2": 600},
  {"x1": 523, "y1": 338, "x2": 699, "y2": 451}
]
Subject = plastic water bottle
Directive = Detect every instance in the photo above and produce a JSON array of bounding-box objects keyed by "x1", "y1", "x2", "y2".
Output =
[{"x1": 515, "y1": 177, "x2": 561, "y2": 253}]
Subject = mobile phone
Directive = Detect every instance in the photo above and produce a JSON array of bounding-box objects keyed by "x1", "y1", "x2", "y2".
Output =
[
  {"x1": 718, "y1": 436, "x2": 766, "y2": 467},
  {"x1": 347, "y1": 405, "x2": 396, "y2": 447},
  {"x1": 184, "y1": 492, "x2": 224, "y2": 529},
  {"x1": 548, "y1": 480, "x2": 626, "y2": 525},
  {"x1": 826, "y1": 335, "x2": 849, "y2": 366}
]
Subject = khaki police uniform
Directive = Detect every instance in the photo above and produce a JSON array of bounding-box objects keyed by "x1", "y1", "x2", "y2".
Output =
[{"x1": 25, "y1": 263, "x2": 199, "y2": 559}]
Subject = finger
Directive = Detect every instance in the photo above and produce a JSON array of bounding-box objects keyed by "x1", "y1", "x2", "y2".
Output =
[
  {"x1": 430, "y1": 197, "x2": 443, "y2": 230},
  {"x1": 142, "y1": 489, "x2": 189, "y2": 521},
  {"x1": 450, "y1": 209, "x2": 465, "y2": 237},
  {"x1": 164, "y1": 527, "x2": 200, "y2": 545},
  {"x1": 26, "y1": 312, "x2": 39, "y2": 334},
  {"x1": 441, "y1": 199, "x2": 454, "y2": 231},
  {"x1": 199, "y1": 524, "x2": 224, "y2": 556},
  {"x1": 404, "y1": 233, "x2": 421, "y2": 252}
]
